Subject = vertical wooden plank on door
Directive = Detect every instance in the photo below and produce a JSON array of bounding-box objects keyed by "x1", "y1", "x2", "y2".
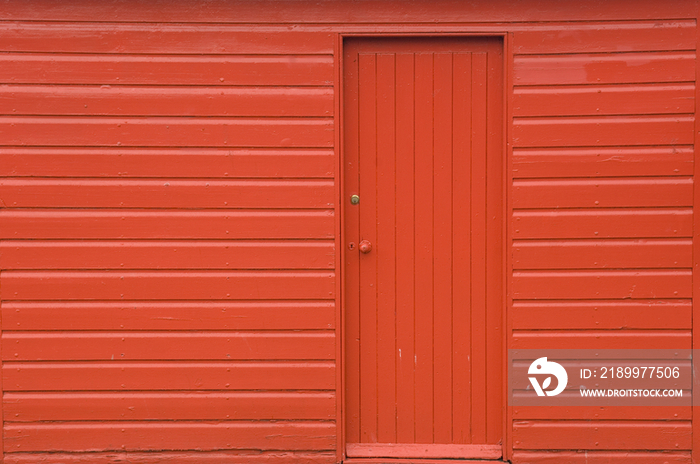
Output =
[
  {"x1": 470, "y1": 52, "x2": 488, "y2": 445},
  {"x1": 344, "y1": 43, "x2": 362, "y2": 446},
  {"x1": 485, "y1": 46, "x2": 504, "y2": 445},
  {"x1": 375, "y1": 53, "x2": 397, "y2": 443},
  {"x1": 334, "y1": 31, "x2": 343, "y2": 464},
  {"x1": 452, "y1": 52, "x2": 473, "y2": 444},
  {"x1": 503, "y1": 32, "x2": 514, "y2": 463},
  {"x1": 414, "y1": 52, "x2": 435, "y2": 443},
  {"x1": 395, "y1": 52, "x2": 417, "y2": 444},
  {"x1": 433, "y1": 52, "x2": 454, "y2": 444},
  {"x1": 358, "y1": 53, "x2": 378, "y2": 443}
]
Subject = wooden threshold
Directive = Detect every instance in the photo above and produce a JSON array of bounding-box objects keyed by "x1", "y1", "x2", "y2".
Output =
[
  {"x1": 344, "y1": 459, "x2": 502, "y2": 464},
  {"x1": 346, "y1": 443, "x2": 502, "y2": 460}
]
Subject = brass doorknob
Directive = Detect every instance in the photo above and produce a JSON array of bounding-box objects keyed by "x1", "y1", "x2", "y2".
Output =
[{"x1": 359, "y1": 240, "x2": 372, "y2": 254}]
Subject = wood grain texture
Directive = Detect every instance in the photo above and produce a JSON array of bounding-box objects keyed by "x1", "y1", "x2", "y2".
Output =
[
  {"x1": 0, "y1": 117, "x2": 334, "y2": 148},
  {"x1": 512, "y1": 330, "x2": 691, "y2": 349},
  {"x1": 346, "y1": 443, "x2": 501, "y2": 459},
  {"x1": 4, "y1": 422, "x2": 337, "y2": 452},
  {"x1": 0, "y1": 0, "x2": 694, "y2": 22},
  {"x1": 393, "y1": 51, "x2": 417, "y2": 444},
  {"x1": 0, "y1": 148, "x2": 335, "y2": 178},
  {"x1": 513, "y1": 177, "x2": 692, "y2": 208},
  {"x1": 513, "y1": 116, "x2": 694, "y2": 148},
  {"x1": 513, "y1": 405, "x2": 691, "y2": 420},
  {"x1": 511, "y1": 451, "x2": 690, "y2": 464},
  {"x1": 512, "y1": 421, "x2": 691, "y2": 450},
  {"x1": 512, "y1": 21, "x2": 696, "y2": 54},
  {"x1": 0, "y1": 85, "x2": 334, "y2": 117},
  {"x1": 0, "y1": 24, "x2": 335, "y2": 54},
  {"x1": 3, "y1": 452, "x2": 337, "y2": 464},
  {"x1": 514, "y1": 52, "x2": 695, "y2": 85},
  {"x1": 512, "y1": 147, "x2": 694, "y2": 178},
  {"x1": 0, "y1": 179, "x2": 334, "y2": 209},
  {"x1": 513, "y1": 239, "x2": 692, "y2": 269},
  {"x1": 1, "y1": 270, "x2": 336, "y2": 300},
  {"x1": 514, "y1": 84, "x2": 695, "y2": 117},
  {"x1": 0, "y1": 240, "x2": 335, "y2": 270},
  {"x1": 511, "y1": 300, "x2": 691, "y2": 329},
  {"x1": 1, "y1": 301, "x2": 336, "y2": 331},
  {"x1": 4, "y1": 392, "x2": 336, "y2": 421},
  {"x1": 3, "y1": 362, "x2": 336, "y2": 391},
  {"x1": 0, "y1": 54, "x2": 333, "y2": 86},
  {"x1": 3, "y1": 331, "x2": 335, "y2": 361},
  {"x1": 513, "y1": 270, "x2": 691, "y2": 299},
  {"x1": 0, "y1": 210, "x2": 335, "y2": 239},
  {"x1": 513, "y1": 209, "x2": 692, "y2": 239}
]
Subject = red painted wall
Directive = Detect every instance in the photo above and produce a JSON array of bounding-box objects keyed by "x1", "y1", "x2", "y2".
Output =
[{"x1": 0, "y1": 1, "x2": 696, "y2": 463}]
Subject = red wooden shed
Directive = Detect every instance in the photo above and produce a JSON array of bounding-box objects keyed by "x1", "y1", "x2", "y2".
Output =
[{"x1": 0, "y1": 0, "x2": 697, "y2": 463}]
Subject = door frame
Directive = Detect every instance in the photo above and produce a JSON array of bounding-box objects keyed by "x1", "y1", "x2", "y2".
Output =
[{"x1": 335, "y1": 31, "x2": 512, "y2": 463}]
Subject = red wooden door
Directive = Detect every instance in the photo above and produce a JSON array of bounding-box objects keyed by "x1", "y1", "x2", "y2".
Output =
[{"x1": 343, "y1": 37, "x2": 504, "y2": 460}]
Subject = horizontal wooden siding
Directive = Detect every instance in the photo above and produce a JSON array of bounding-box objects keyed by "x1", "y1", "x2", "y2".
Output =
[
  {"x1": 0, "y1": 14, "x2": 337, "y2": 464},
  {"x1": 511, "y1": 16, "x2": 695, "y2": 464}
]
